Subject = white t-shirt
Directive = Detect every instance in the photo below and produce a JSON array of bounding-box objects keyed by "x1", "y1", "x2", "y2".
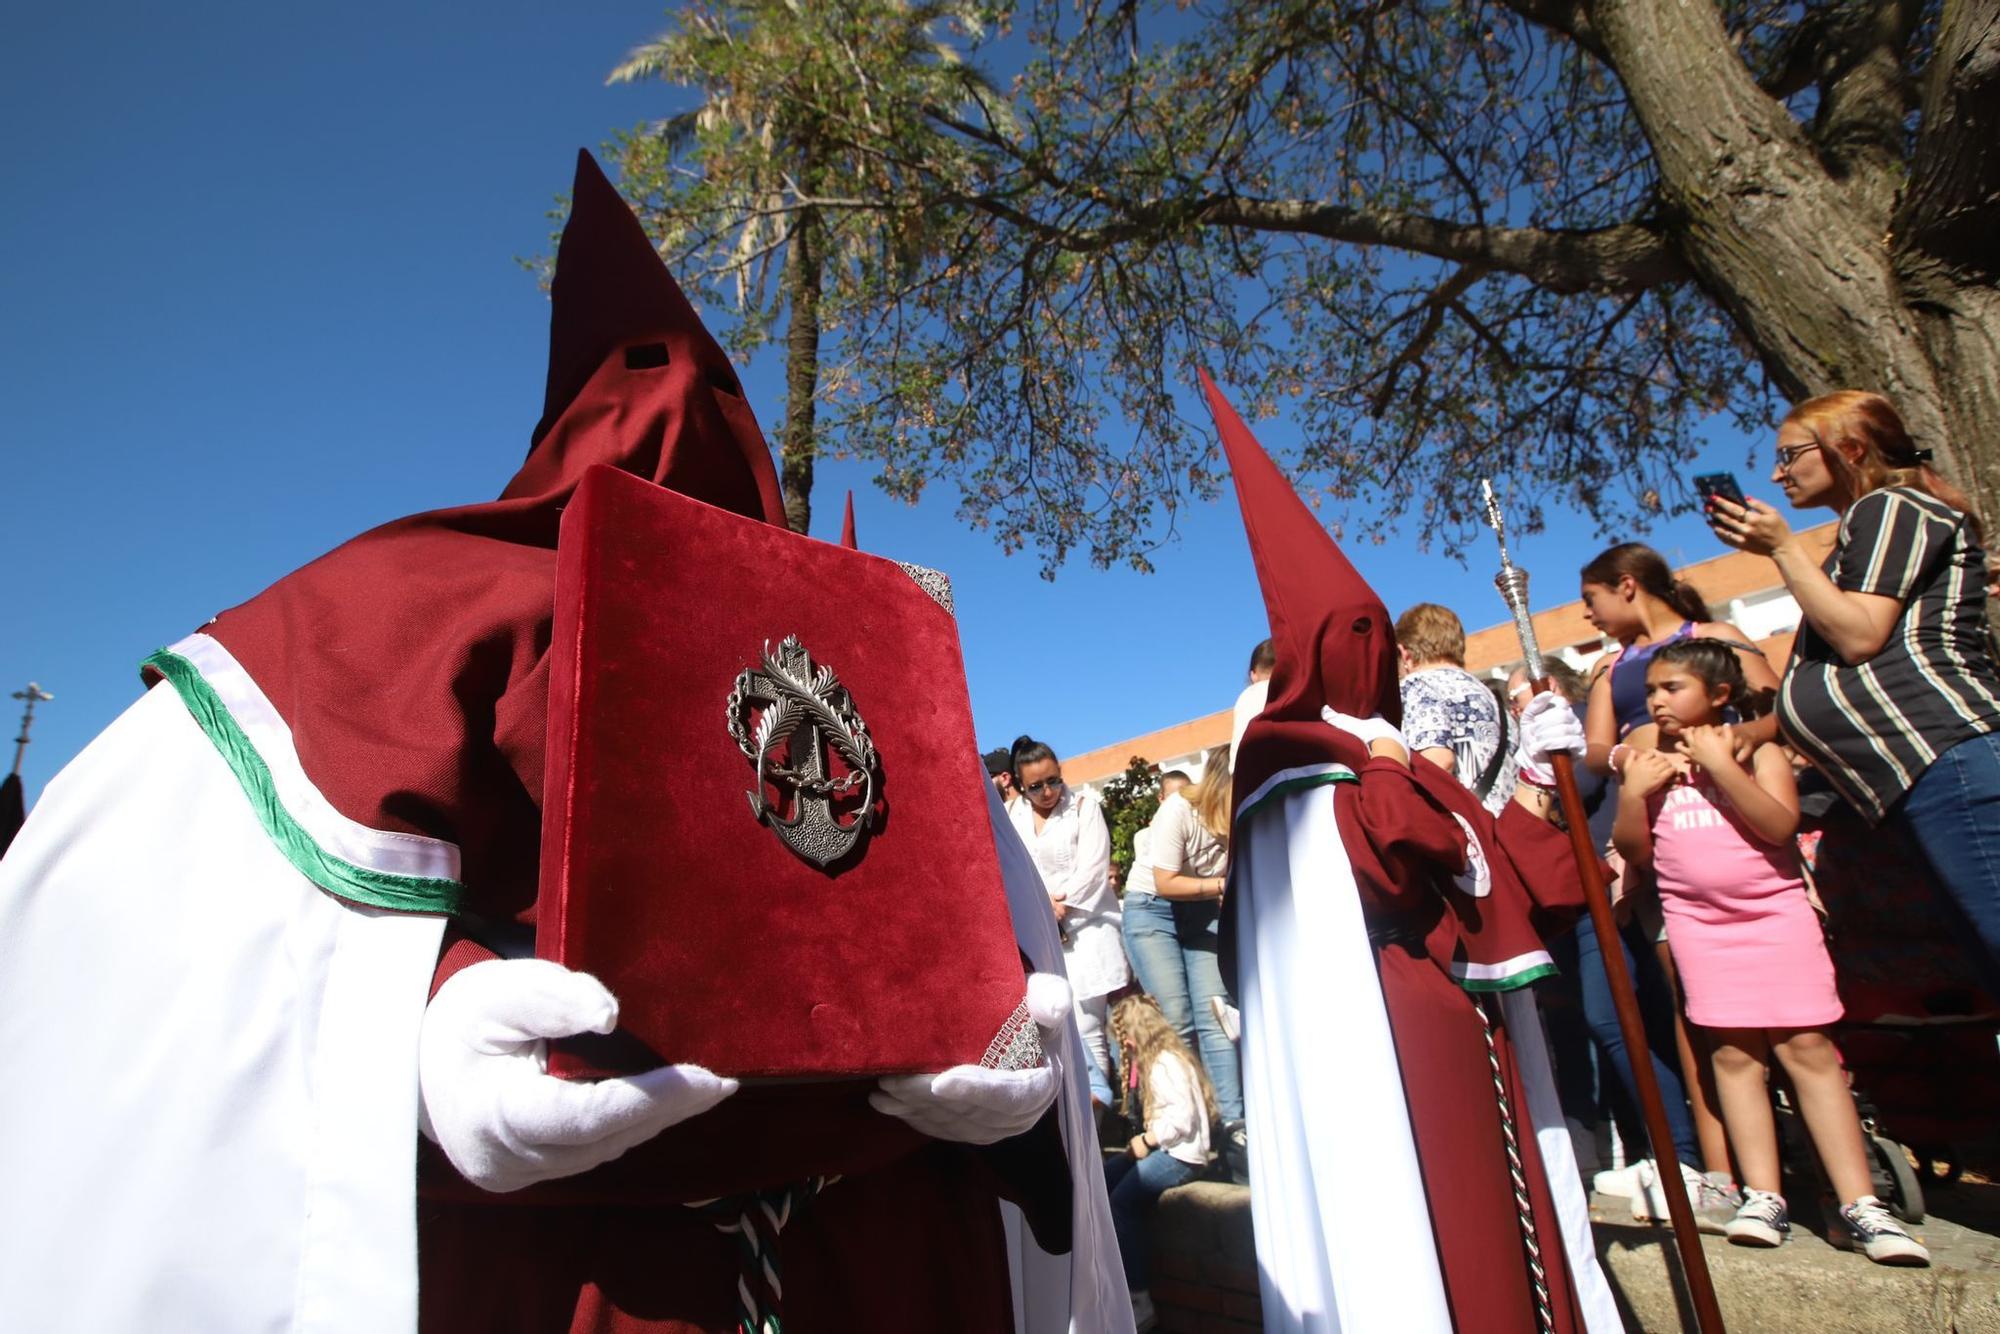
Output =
[
  {"x1": 1124, "y1": 826, "x2": 1158, "y2": 898},
  {"x1": 1149, "y1": 791, "x2": 1227, "y2": 881},
  {"x1": 1230, "y1": 678, "x2": 1269, "y2": 765},
  {"x1": 1145, "y1": 1052, "x2": 1213, "y2": 1167}
]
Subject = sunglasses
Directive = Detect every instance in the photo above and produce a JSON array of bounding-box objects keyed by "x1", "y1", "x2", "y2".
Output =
[{"x1": 1022, "y1": 777, "x2": 1065, "y2": 795}]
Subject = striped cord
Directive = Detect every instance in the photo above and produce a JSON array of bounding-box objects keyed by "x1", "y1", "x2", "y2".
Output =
[
  {"x1": 684, "y1": 1175, "x2": 840, "y2": 1333},
  {"x1": 1478, "y1": 998, "x2": 1556, "y2": 1334}
]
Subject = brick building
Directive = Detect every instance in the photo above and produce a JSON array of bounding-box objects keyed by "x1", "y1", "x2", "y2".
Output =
[{"x1": 1061, "y1": 526, "x2": 1835, "y2": 797}]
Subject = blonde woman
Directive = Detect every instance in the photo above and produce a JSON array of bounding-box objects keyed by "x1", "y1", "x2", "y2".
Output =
[
  {"x1": 1710, "y1": 390, "x2": 2000, "y2": 1000},
  {"x1": 1106, "y1": 995, "x2": 1218, "y2": 1332},
  {"x1": 1148, "y1": 744, "x2": 1240, "y2": 1121}
]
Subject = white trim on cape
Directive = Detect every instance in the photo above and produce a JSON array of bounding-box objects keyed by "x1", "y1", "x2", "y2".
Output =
[
  {"x1": 1234, "y1": 783, "x2": 1622, "y2": 1333},
  {"x1": 1236, "y1": 786, "x2": 1455, "y2": 1332},
  {"x1": 0, "y1": 684, "x2": 1127, "y2": 1334},
  {"x1": 984, "y1": 780, "x2": 1138, "y2": 1334},
  {"x1": 0, "y1": 685, "x2": 445, "y2": 1331},
  {"x1": 160, "y1": 631, "x2": 463, "y2": 883}
]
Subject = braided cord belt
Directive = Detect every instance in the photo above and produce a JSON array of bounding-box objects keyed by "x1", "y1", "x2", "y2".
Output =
[
  {"x1": 683, "y1": 1175, "x2": 840, "y2": 1334},
  {"x1": 1476, "y1": 998, "x2": 1556, "y2": 1334}
]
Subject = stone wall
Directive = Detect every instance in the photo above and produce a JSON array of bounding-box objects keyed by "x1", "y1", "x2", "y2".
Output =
[{"x1": 1148, "y1": 1181, "x2": 1262, "y2": 1333}]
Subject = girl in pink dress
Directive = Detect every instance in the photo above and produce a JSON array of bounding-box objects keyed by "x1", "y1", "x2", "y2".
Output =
[{"x1": 1613, "y1": 639, "x2": 1928, "y2": 1266}]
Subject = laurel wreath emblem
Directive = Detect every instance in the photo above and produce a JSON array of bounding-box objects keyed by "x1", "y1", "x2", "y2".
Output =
[{"x1": 727, "y1": 636, "x2": 879, "y2": 863}]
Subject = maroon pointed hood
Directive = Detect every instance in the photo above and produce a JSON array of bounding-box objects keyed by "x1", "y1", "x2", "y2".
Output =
[
  {"x1": 1202, "y1": 371, "x2": 1402, "y2": 813},
  {"x1": 507, "y1": 150, "x2": 784, "y2": 522},
  {"x1": 840, "y1": 491, "x2": 858, "y2": 549},
  {"x1": 164, "y1": 151, "x2": 784, "y2": 919}
]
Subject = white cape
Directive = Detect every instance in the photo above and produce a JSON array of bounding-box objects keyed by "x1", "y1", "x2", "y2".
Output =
[
  {"x1": 0, "y1": 676, "x2": 1129, "y2": 1333},
  {"x1": 1233, "y1": 774, "x2": 1619, "y2": 1333}
]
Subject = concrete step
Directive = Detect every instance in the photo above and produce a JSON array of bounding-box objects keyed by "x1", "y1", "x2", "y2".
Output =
[{"x1": 1143, "y1": 1178, "x2": 2000, "y2": 1332}]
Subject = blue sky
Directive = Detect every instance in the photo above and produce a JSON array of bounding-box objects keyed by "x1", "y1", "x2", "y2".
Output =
[{"x1": 1, "y1": 1, "x2": 1768, "y2": 800}]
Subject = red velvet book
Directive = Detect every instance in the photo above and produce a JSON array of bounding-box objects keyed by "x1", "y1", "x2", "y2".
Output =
[{"x1": 539, "y1": 465, "x2": 1037, "y2": 1085}]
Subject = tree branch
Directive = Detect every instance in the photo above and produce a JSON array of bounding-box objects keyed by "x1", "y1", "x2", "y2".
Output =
[
  {"x1": 1493, "y1": 0, "x2": 1609, "y2": 61},
  {"x1": 1368, "y1": 265, "x2": 1485, "y2": 415},
  {"x1": 1197, "y1": 196, "x2": 1686, "y2": 294}
]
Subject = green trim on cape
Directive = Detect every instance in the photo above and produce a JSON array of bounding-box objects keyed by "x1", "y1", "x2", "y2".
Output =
[
  {"x1": 1453, "y1": 962, "x2": 1559, "y2": 993},
  {"x1": 1237, "y1": 766, "x2": 1359, "y2": 822},
  {"x1": 142, "y1": 648, "x2": 465, "y2": 915}
]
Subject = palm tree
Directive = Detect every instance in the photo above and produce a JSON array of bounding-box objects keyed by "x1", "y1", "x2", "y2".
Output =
[{"x1": 606, "y1": 1, "x2": 1005, "y2": 535}]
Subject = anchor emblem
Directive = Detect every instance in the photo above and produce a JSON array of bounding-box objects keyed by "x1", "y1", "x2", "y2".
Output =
[{"x1": 726, "y1": 636, "x2": 880, "y2": 868}]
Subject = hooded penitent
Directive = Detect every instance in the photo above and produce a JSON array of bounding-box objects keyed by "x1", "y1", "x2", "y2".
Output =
[
  {"x1": 1205, "y1": 371, "x2": 1617, "y2": 1334},
  {"x1": 142, "y1": 150, "x2": 786, "y2": 922},
  {"x1": 0, "y1": 151, "x2": 1125, "y2": 1334}
]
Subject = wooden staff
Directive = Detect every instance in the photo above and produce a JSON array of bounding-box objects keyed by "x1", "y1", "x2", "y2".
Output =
[{"x1": 1480, "y1": 482, "x2": 1726, "y2": 1334}]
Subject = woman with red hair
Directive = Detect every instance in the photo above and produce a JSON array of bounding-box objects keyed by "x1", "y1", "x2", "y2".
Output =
[{"x1": 1710, "y1": 390, "x2": 2000, "y2": 998}]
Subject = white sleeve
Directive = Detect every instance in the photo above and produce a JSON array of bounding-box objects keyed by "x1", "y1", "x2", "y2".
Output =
[
  {"x1": 1057, "y1": 796, "x2": 1114, "y2": 913},
  {"x1": 1231, "y1": 680, "x2": 1268, "y2": 764},
  {"x1": 1124, "y1": 829, "x2": 1157, "y2": 896},
  {"x1": 1149, "y1": 796, "x2": 1192, "y2": 876},
  {"x1": 1145, "y1": 1055, "x2": 1205, "y2": 1151}
]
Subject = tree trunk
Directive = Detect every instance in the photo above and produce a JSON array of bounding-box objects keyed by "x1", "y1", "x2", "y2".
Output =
[
  {"x1": 780, "y1": 205, "x2": 823, "y2": 535},
  {"x1": 1896, "y1": 0, "x2": 2000, "y2": 524},
  {"x1": 1588, "y1": 0, "x2": 2000, "y2": 522}
]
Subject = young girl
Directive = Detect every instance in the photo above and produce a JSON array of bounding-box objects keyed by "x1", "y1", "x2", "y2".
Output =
[
  {"x1": 1575, "y1": 543, "x2": 1765, "y2": 1224},
  {"x1": 1105, "y1": 994, "x2": 1217, "y2": 1332},
  {"x1": 1613, "y1": 640, "x2": 1928, "y2": 1266}
]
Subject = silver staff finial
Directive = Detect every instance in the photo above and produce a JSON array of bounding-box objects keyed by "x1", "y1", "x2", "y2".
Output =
[
  {"x1": 1479, "y1": 481, "x2": 1544, "y2": 680},
  {"x1": 11, "y1": 682, "x2": 52, "y2": 778}
]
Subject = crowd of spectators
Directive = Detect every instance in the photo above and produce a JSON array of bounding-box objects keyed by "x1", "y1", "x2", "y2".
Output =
[{"x1": 991, "y1": 390, "x2": 1990, "y2": 1314}]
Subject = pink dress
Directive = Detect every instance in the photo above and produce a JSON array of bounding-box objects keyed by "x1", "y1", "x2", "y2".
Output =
[{"x1": 1650, "y1": 771, "x2": 1842, "y2": 1028}]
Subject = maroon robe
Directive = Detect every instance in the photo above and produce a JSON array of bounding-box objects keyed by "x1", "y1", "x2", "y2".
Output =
[
  {"x1": 172, "y1": 150, "x2": 1070, "y2": 1331},
  {"x1": 1205, "y1": 367, "x2": 1592, "y2": 1332}
]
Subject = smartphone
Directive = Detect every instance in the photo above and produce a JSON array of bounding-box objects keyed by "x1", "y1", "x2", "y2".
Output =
[{"x1": 1694, "y1": 471, "x2": 1746, "y2": 514}]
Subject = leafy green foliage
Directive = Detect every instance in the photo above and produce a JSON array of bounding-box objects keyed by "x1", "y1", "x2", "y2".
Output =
[
  {"x1": 1097, "y1": 755, "x2": 1163, "y2": 891},
  {"x1": 598, "y1": 1, "x2": 1960, "y2": 573}
]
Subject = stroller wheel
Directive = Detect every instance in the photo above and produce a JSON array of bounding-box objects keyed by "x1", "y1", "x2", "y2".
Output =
[{"x1": 1866, "y1": 1132, "x2": 1926, "y2": 1225}]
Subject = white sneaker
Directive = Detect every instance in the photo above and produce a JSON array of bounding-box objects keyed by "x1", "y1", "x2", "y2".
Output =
[
  {"x1": 1130, "y1": 1287, "x2": 1159, "y2": 1332},
  {"x1": 1724, "y1": 1189, "x2": 1790, "y2": 1247},
  {"x1": 1593, "y1": 1159, "x2": 1652, "y2": 1219},
  {"x1": 1209, "y1": 994, "x2": 1241, "y2": 1043},
  {"x1": 1836, "y1": 1196, "x2": 1930, "y2": 1266}
]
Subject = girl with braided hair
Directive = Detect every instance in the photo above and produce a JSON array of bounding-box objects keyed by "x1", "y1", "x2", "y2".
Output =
[{"x1": 1104, "y1": 994, "x2": 1217, "y2": 1331}]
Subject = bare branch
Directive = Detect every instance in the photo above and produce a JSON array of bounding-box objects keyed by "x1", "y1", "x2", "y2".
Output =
[
  {"x1": 1367, "y1": 265, "x2": 1485, "y2": 414},
  {"x1": 1493, "y1": 0, "x2": 1609, "y2": 61}
]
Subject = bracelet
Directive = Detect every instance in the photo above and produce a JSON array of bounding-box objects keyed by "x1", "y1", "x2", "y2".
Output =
[{"x1": 1609, "y1": 743, "x2": 1632, "y2": 773}]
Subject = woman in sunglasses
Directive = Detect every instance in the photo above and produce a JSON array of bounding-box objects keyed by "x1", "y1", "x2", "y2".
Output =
[
  {"x1": 1009, "y1": 734, "x2": 1127, "y2": 1108},
  {"x1": 1709, "y1": 390, "x2": 2000, "y2": 994}
]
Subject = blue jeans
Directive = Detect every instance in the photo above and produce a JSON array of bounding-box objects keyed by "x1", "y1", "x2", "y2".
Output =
[
  {"x1": 1120, "y1": 893, "x2": 1243, "y2": 1121},
  {"x1": 1174, "y1": 901, "x2": 1243, "y2": 1122},
  {"x1": 1894, "y1": 731, "x2": 2000, "y2": 996},
  {"x1": 1571, "y1": 914, "x2": 1701, "y2": 1165},
  {"x1": 1103, "y1": 1148, "x2": 1201, "y2": 1290},
  {"x1": 1122, "y1": 892, "x2": 1194, "y2": 1044}
]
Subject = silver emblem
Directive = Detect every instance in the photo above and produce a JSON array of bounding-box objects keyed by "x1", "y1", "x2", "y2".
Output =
[{"x1": 726, "y1": 636, "x2": 880, "y2": 868}]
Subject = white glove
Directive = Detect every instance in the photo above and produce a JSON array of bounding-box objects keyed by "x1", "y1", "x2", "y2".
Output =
[
  {"x1": 1321, "y1": 706, "x2": 1405, "y2": 750},
  {"x1": 1517, "y1": 689, "x2": 1586, "y2": 787},
  {"x1": 868, "y1": 973, "x2": 1069, "y2": 1145},
  {"x1": 419, "y1": 958, "x2": 739, "y2": 1193}
]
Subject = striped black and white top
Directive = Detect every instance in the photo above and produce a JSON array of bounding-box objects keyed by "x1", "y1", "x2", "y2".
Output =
[{"x1": 1777, "y1": 486, "x2": 2000, "y2": 823}]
